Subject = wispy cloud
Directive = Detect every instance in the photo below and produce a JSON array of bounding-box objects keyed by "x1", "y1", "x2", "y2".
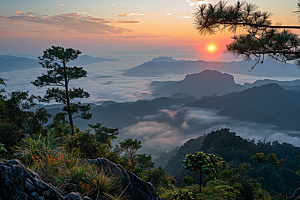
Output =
[
  {"x1": 116, "y1": 13, "x2": 145, "y2": 17},
  {"x1": 26, "y1": 11, "x2": 38, "y2": 15},
  {"x1": 166, "y1": 13, "x2": 172, "y2": 16},
  {"x1": 16, "y1": 11, "x2": 23, "y2": 14},
  {"x1": 59, "y1": 4, "x2": 64, "y2": 7},
  {"x1": 187, "y1": 0, "x2": 210, "y2": 6},
  {"x1": 2, "y1": 12, "x2": 141, "y2": 35},
  {"x1": 122, "y1": 121, "x2": 185, "y2": 156},
  {"x1": 179, "y1": 16, "x2": 191, "y2": 19}
]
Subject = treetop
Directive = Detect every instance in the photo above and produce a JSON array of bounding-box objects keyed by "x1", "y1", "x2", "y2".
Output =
[{"x1": 39, "y1": 46, "x2": 81, "y2": 64}]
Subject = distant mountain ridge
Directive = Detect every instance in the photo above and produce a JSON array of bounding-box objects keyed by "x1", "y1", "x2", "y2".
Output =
[
  {"x1": 123, "y1": 56, "x2": 300, "y2": 77},
  {"x1": 153, "y1": 70, "x2": 243, "y2": 98},
  {"x1": 45, "y1": 95, "x2": 197, "y2": 130},
  {"x1": 185, "y1": 83, "x2": 300, "y2": 130},
  {"x1": 151, "y1": 70, "x2": 300, "y2": 98},
  {"x1": 0, "y1": 55, "x2": 40, "y2": 72},
  {"x1": 0, "y1": 55, "x2": 117, "y2": 72}
]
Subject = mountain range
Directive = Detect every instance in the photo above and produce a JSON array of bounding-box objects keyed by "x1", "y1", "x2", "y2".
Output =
[
  {"x1": 151, "y1": 70, "x2": 300, "y2": 98},
  {"x1": 45, "y1": 95, "x2": 197, "y2": 130},
  {"x1": 185, "y1": 83, "x2": 300, "y2": 131},
  {"x1": 123, "y1": 56, "x2": 300, "y2": 77},
  {"x1": 0, "y1": 55, "x2": 117, "y2": 72}
]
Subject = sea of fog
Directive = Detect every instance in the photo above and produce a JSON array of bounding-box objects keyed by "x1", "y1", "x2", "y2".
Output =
[
  {"x1": 2, "y1": 56, "x2": 300, "y2": 156},
  {"x1": 2, "y1": 56, "x2": 299, "y2": 103}
]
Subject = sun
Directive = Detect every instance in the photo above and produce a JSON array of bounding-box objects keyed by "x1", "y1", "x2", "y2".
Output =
[{"x1": 207, "y1": 44, "x2": 216, "y2": 52}]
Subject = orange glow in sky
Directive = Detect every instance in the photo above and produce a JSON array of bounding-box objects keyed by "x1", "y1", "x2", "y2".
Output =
[{"x1": 207, "y1": 45, "x2": 216, "y2": 52}]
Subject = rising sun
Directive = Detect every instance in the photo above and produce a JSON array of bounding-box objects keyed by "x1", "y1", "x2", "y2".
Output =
[{"x1": 207, "y1": 45, "x2": 216, "y2": 52}]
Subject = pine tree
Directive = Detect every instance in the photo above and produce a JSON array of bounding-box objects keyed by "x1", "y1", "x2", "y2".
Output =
[
  {"x1": 194, "y1": 0, "x2": 300, "y2": 68},
  {"x1": 32, "y1": 46, "x2": 92, "y2": 135}
]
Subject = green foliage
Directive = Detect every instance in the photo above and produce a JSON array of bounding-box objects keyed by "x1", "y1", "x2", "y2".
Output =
[
  {"x1": 32, "y1": 46, "x2": 91, "y2": 135},
  {"x1": 181, "y1": 175, "x2": 194, "y2": 187},
  {"x1": 88, "y1": 123, "x2": 119, "y2": 147},
  {"x1": 163, "y1": 136, "x2": 205, "y2": 176},
  {"x1": 142, "y1": 166, "x2": 176, "y2": 195},
  {"x1": 0, "y1": 90, "x2": 51, "y2": 154},
  {"x1": 251, "y1": 153, "x2": 285, "y2": 166},
  {"x1": 14, "y1": 133, "x2": 62, "y2": 167},
  {"x1": 216, "y1": 163, "x2": 271, "y2": 200},
  {"x1": 14, "y1": 134, "x2": 121, "y2": 199},
  {"x1": 251, "y1": 152, "x2": 300, "y2": 199},
  {"x1": 119, "y1": 138, "x2": 142, "y2": 158},
  {"x1": 0, "y1": 143, "x2": 7, "y2": 161},
  {"x1": 0, "y1": 78, "x2": 6, "y2": 86},
  {"x1": 172, "y1": 180, "x2": 245, "y2": 200},
  {"x1": 165, "y1": 128, "x2": 300, "y2": 196},
  {"x1": 171, "y1": 189, "x2": 194, "y2": 200},
  {"x1": 137, "y1": 153, "x2": 155, "y2": 170},
  {"x1": 64, "y1": 123, "x2": 118, "y2": 159},
  {"x1": 183, "y1": 151, "x2": 222, "y2": 192},
  {"x1": 198, "y1": 179, "x2": 243, "y2": 200},
  {"x1": 119, "y1": 138, "x2": 142, "y2": 170}
]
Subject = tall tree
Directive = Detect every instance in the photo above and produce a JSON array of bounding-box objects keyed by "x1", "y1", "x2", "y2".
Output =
[
  {"x1": 32, "y1": 46, "x2": 92, "y2": 135},
  {"x1": 194, "y1": 0, "x2": 300, "y2": 68}
]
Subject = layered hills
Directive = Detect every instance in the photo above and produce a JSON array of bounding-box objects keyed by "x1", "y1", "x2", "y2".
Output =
[
  {"x1": 152, "y1": 70, "x2": 243, "y2": 98},
  {"x1": 185, "y1": 83, "x2": 300, "y2": 130},
  {"x1": 155, "y1": 128, "x2": 300, "y2": 196},
  {"x1": 0, "y1": 55, "x2": 117, "y2": 72},
  {"x1": 123, "y1": 56, "x2": 300, "y2": 77},
  {"x1": 151, "y1": 70, "x2": 300, "y2": 98}
]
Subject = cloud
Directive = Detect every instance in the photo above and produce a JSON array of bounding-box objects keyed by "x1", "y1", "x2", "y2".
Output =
[
  {"x1": 160, "y1": 109, "x2": 180, "y2": 119},
  {"x1": 166, "y1": 13, "x2": 172, "y2": 16},
  {"x1": 16, "y1": 11, "x2": 23, "y2": 14},
  {"x1": 122, "y1": 121, "x2": 185, "y2": 156},
  {"x1": 187, "y1": 0, "x2": 210, "y2": 6},
  {"x1": 182, "y1": 121, "x2": 189, "y2": 129},
  {"x1": 116, "y1": 13, "x2": 145, "y2": 17},
  {"x1": 59, "y1": 4, "x2": 64, "y2": 6},
  {"x1": 0, "y1": 15, "x2": 5, "y2": 18},
  {"x1": 184, "y1": 108, "x2": 300, "y2": 147},
  {"x1": 120, "y1": 106, "x2": 300, "y2": 157},
  {"x1": 179, "y1": 16, "x2": 191, "y2": 19},
  {"x1": 4, "y1": 12, "x2": 140, "y2": 35},
  {"x1": 73, "y1": 7, "x2": 77, "y2": 9},
  {"x1": 26, "y1": 11, "x2": 38, "y2": 15}
]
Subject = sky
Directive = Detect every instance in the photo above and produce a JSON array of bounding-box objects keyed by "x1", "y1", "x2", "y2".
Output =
[{"x1": 1, "y1": 0, "x2": 299, "y2": 59}]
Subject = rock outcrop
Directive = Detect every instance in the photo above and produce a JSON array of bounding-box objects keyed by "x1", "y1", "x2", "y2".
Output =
[
  {"x1": 0, "y1": 160, "x2": 91, "y2": 200},
  {"x1": 88, "y1": 158, "x2": 161, "y2": 200},
  {"x1": 0, "y1": 159, "x2": 161, "y2": 200}
]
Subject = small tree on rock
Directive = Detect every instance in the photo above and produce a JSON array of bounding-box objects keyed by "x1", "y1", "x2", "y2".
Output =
[
  {"x1": 32, "y1": 46, "x2": 91, "y2": 135},
  {"x1": 183, "y1": 151, "x2": 222, "y2": 193}
]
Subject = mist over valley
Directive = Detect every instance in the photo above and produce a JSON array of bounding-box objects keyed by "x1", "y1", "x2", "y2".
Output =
[{"x1": 4, "y1": 54, "x2": 298, "y2": 158}]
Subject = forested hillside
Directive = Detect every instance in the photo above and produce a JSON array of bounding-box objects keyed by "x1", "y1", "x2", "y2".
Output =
[{"x1": 161, "y1": 128, "x2": 300, "y2": 197}]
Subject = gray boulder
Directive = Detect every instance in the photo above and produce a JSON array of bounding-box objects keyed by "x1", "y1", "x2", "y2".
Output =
[{"x1": 0, "y1": 160, "x2": 91, "y2": 200}]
